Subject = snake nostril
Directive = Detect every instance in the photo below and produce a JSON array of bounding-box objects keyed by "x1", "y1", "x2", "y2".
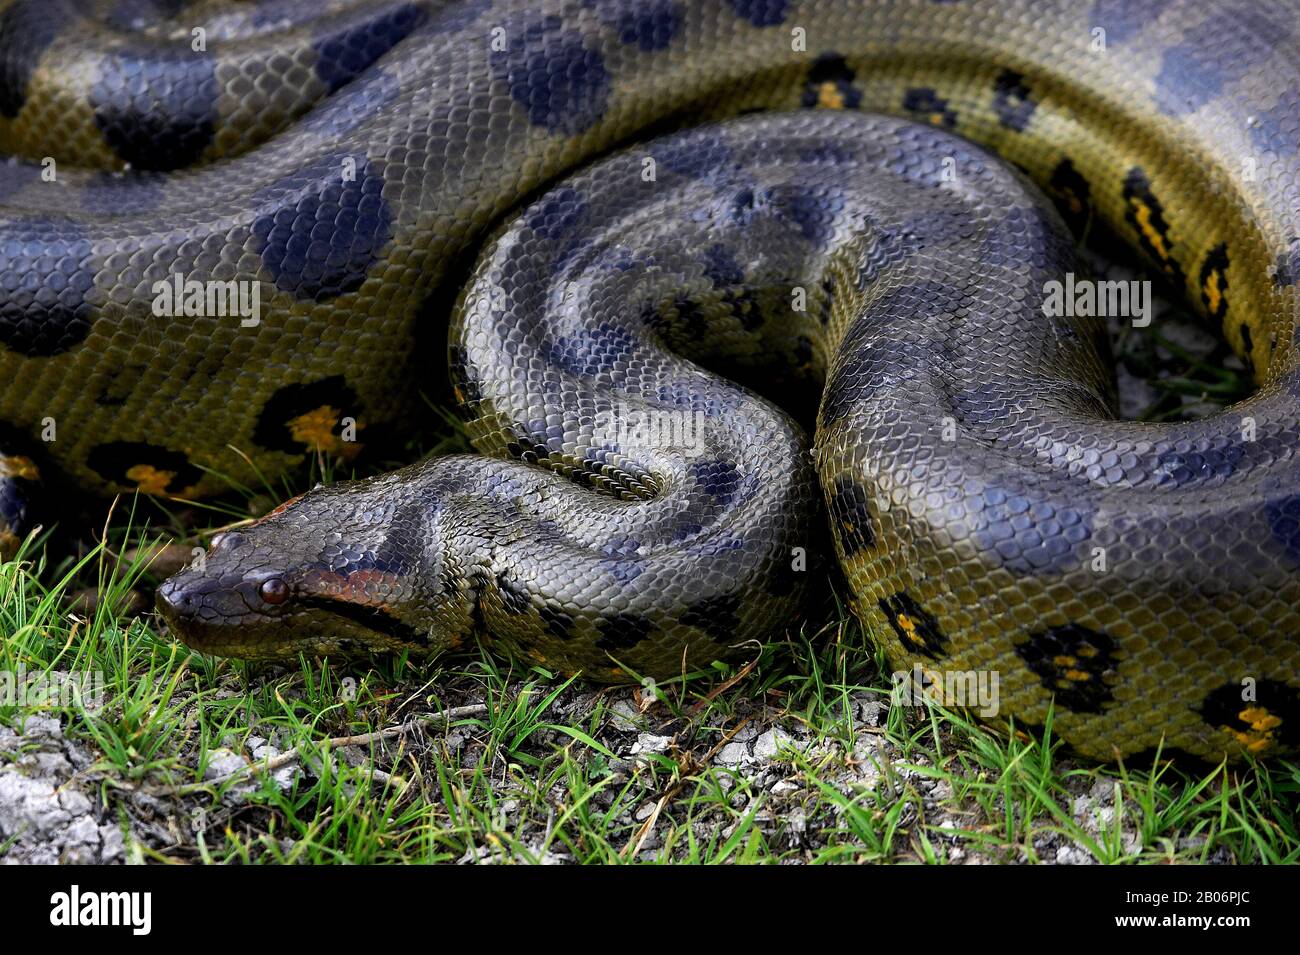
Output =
[{"x1": 156, "y1": 581, "x2": 185, "y2": 617}]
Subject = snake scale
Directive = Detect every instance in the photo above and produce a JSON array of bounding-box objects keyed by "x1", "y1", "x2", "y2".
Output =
[{"x1": 2, "y1": 0, "x2": 1299, "y2": 762}]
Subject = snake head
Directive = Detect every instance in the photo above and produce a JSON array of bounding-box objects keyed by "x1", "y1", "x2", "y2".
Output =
[{"x1": 156, "y1": 471, "x2": 459, "y2": 659}]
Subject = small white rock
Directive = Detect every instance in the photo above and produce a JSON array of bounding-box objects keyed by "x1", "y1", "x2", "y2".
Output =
[{"x1": 630, "y1": 733, "x2": 672, "y2": 756}]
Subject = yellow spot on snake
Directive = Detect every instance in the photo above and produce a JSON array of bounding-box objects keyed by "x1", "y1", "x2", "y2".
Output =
[
  {"x1": 1230, "y1": 706, "x2": 1282, "y2": 753},
  {"x1": 817, "y1": 82, "x2": 845, "y2": 109},
  {"x1": 1133, "y1": 201, "x2": 1170, "y2": 261},
  {"x1": 1076, "y1": 645, "x2": 1098, "y2": 658},
  {"x1": 289, "y1": 405, "x2": 362, "y2": 459},
  {"x1": 1203, "y1": 269, "x2": 1224, "y2": 315},
  {"x1": 1053, "y1": 654, "x2": 1077, "y2": 668},
  {"x1": 895, "y1": 612, "x2": 926, "y2": 647},
  {"x1": 0, "y1": 455, "x2": 39, "y2": 481},
  {"x1": 125, "y1": 464, "x2": 175, "y2": 495},
  {"x1": 1064, "y1": 669, "x2": 1091, "y2": 682},
  {"x1": 1239, "y1": 706, "x2": 1282, "y2": 732}
]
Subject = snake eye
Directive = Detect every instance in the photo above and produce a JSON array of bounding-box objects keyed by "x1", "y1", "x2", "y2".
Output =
[{"x1": 258, "y1": 578, "x2": 290, "y2": 605}]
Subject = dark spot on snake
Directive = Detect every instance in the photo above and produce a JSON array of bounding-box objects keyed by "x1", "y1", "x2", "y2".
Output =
[
  {"x1": 490, "y1": 15, "x2": 611, "y2": 135},
  {"x1": 1048, "y1": 158, "x2": 1093, "y2": 235},
  {"x1": 727, "y1": 186, "x2": 759, "y2": 225},
  {"x1": 800, "y1": 53, "x2": 861, "y2": 109},
  {"x1": 318, "y1": 543, "x2": 406, "y2": 577},
  {"x1": 253, "y1": 376, "x2": 362, "y2": 455},
  {"x1": 1122, "y1": 168, "x2": 1186, "y2": 287},
  {"x1": 829, "y1": 476, "x2": 875, "y2": 556},
  {"x1": 798, "y1": 143, "x2": 854, "y2": 165},
  {"x1": 86, "y1": 441, "x2": 202, "y2": 494},
  {"x1": 1265, "y1": 493, "x2": 1300, "y2": 567},
  {"x1": 879, "y1": 592, "x2": 948, "y2": 660},
  {"x1": 1154, "y1": 6, "x2": 1283, "y2": 117},
  {"x1": 690, "y1": 459, "x2": 743, "y2": 506},
  {"x1": 544, "y1": 322, "x2": 640, "y2": 377},
  {"x1": 313, "y1": 2, "x2": 426, "y2": 93},
  {"x1": 972, "y1": 484, "x2": 1091, "y2": 575},
  {"x1": 771, "y1": 183, "x2": 844, "y2": 247},
  {"x1": 250, "y1": 151, "x2": 392, "y2": 301},
  {"x1": 90, "y1": 47, "x2": 219, "y2": 170},
  {"x1": 1199, "y1": 242, "x2": 1230, "y2": 322},
  {"x1": 504, "y1": 430, "x2": 545, "y2": 466},
  {"x1": 1239, "y1": 323, "x2": 1255, "y2": 376},
  {"x1": 526, "y1": 187, "x2": 587, "y2": 240},
  {"x1": 0, "y1": 0, "x2": 63, "y2": 118},
  {"x1": 681, "y1": 593, "x2": 742, "y2": 643},
  {"x1": 448, "y1": 343, "x2": 483, "y2": 411},
  {"x1": 601, "y1": 537, "x2": 644, "y2": 582},
  {"x1": 902, "y1": 87, "x2": 957, "y2": 128},
  {"x1": 727, "y1": 0, "x2": 787, "y2": 28},
  {"x1": 1015, "y1": 623, "x2": 1118, "y2": 713},
  {"x1": 584, "y1": 0, "x2": 684, "y2": 51},
  {"x1": 1089, "y1": 0, "x2": 1174, "y2": 45},
  {"x1": 538, "y1": 602, "x2": 575, "y2": 641},
  {"x1": 654, "y1": 379, "x2": 733, "y2": 414},
  {"x1": 495, "y1": 571, "x2": 534, "y2": 615},
  {"x1": 1153, "y1": 442, "x2": 1244, "y2": 488},
  {"x1": 1198, "y1": 679, "x2": 1300, "y2": 752},
  {"x1": 0, "y1": 219, "x2": 96, "y2": 357},
  {"x1": 992, "y1": 70, "x2": 1036, "y2": 131},
  {"x1": 595, "y1": 613, "x2": 656, "y2": 652}
]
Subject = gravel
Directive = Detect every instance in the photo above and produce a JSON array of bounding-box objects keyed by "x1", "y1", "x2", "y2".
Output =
[{"x1": 0, "y1": 714, "x2": 125, "y2": 864}]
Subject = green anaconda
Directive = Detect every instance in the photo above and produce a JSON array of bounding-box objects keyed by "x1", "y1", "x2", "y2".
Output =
[{"x1": 2, "y1": 0, "x2": 1299, "y2": 762}]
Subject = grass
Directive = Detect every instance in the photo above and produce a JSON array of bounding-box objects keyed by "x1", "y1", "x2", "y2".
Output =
[{"x1": 2, "y1": 258, "x2": 1299, "y2": 864}]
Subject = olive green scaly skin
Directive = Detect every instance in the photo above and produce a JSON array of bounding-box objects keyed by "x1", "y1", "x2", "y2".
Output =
[{"x1": 4, "y1": 0, "x2": 1300, "y2": 761}]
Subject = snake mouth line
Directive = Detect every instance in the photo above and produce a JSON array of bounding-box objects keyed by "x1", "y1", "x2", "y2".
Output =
[{"x1": 155, "y1": 577, "x2": 435, "y2": 655}]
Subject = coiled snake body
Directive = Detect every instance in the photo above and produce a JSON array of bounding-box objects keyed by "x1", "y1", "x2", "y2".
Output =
[{"x1": 2, "y1": 0, "x2": 1300, "y2": 761}]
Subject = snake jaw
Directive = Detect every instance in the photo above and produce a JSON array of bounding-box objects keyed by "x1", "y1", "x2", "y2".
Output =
[
  {"x1": 155, "y1": 474, "x2": 455, "y2": 658},
  {"x1": 156, "y1": 557, "x2": 431, "y2": 659}
]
